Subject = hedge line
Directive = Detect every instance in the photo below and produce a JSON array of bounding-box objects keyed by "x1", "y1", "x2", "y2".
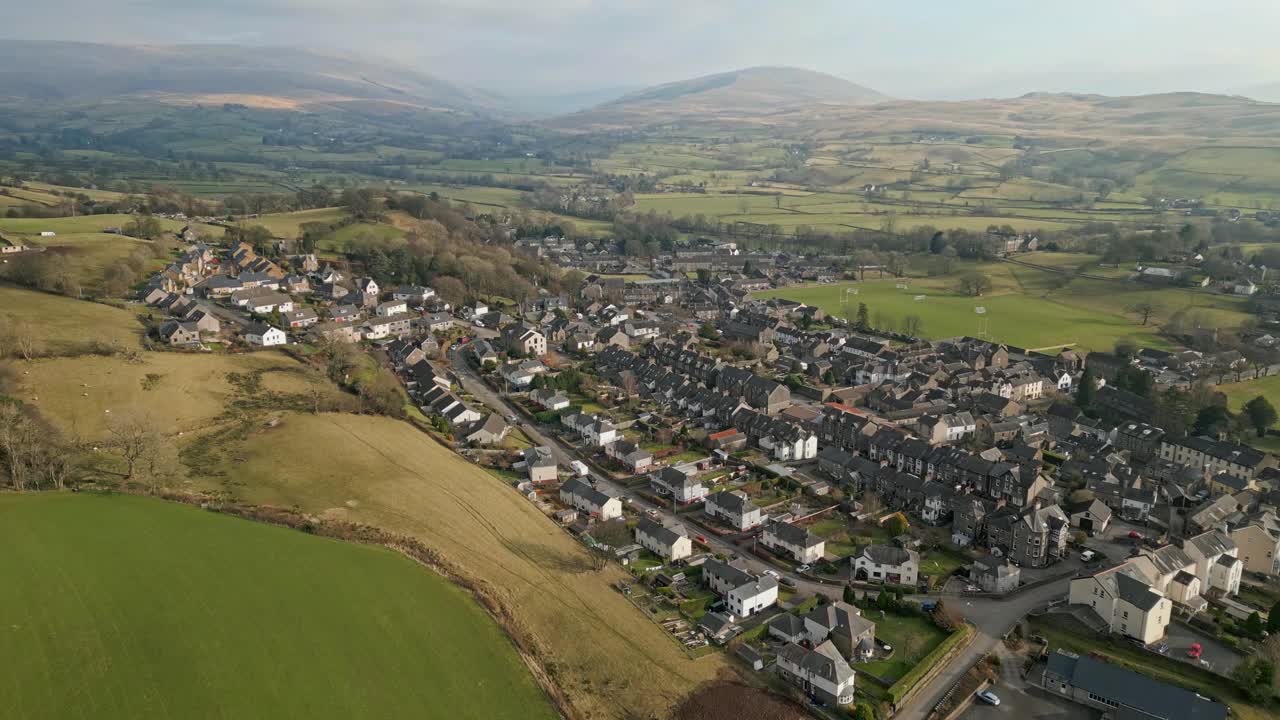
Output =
[{"x1": 887, "y1": 624, "x2": 973, "y2": 705}]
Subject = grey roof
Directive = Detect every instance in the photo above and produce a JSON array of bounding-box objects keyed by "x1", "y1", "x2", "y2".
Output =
[
  {"x1": 1147, "y1": 545, "x2": 1194, "y2": 576},
  {"x1": 857, "y1": 544, "x2": 917, "y2": 567},
  {"x1": 767, "y1": 613, "x2": 807, "y2": 638},
  {"x1": 707, "y1": 490, "x2": 753, "y2": 514},
  {"x1": 1185, "y1": 530, "x2": 1236, "y2": 558},
  {"x1": 636, "y1": 518, "x2": 687, "y2": 548},
  {"x1": 779, "y1": 641, "x2": 855, "y2": 687},
  {"x1": 561, "y1": 477, "x2": 615, "y2": 508},
  {"x1": 1046, "y1": 650, "x2": 1227, "y2": 720},
  {"x1": 1115, "y1": 572, "x2": 1164, "y2": 612},
  {"x1": 767, "y1": 520, "x2": 823, "y2": 549}
]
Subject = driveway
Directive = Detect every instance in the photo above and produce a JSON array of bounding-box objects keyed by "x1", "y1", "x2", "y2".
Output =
[
  {"x1": 1162, "y1": 622, "x2": 1241, "y2": 675},
  {"x1": 961, "y1": 648, "x2": 1097, "y2": 720},
  {"x1": 961, "y1": 687, "x2": 1096, "y2": 720}
]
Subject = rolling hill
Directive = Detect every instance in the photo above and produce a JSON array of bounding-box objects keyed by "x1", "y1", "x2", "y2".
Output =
[
  {"x1": 555, "y1": 66, "x2": 888, "y2": 128},
  {"x1": 0, "y1": 40, "x2": 507, "y2": 115}
]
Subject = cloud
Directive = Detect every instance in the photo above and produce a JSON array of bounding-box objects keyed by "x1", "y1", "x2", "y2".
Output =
[{"x1": 3, "y1": 0, "x2": 1277, "y2": 98}]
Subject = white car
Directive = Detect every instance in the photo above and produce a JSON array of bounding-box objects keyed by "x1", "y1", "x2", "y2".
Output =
[
  {"x1": 975, "y1": 690, "x2": 1000, "y2": 706},
  {"x1": 796, "y1": 564, "x2": 812, "y2": 573}
]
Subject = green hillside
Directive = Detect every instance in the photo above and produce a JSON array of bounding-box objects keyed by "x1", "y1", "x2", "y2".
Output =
[{"x1": 0, "y1": 493, "x2": 555, "y2": 720}]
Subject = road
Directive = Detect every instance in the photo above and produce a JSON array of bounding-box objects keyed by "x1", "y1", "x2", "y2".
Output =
[{"x1": 445, "y1": 343, "x2": 1071, "y2": 719}]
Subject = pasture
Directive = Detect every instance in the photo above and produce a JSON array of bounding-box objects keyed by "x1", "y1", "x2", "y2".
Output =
[
  {"x1": 0, "y1": 286, "x2": 142, "y2": 352},
  {"x1": 0, "y1": 492, "x2": 554, "y2": 720},
  {"x1": 198, "y1": 412, "x2": 725, "y2": 719},
  {"x1": 249, "y1": 206, "x2": 349, "y2": 237},
  {"x1": 16, "y1": 350, "x2": 339, "y2": 441},
  {"x1": 759, "y1": 254, "x2": 1254, "y2": 351},
  {"x1": 758, "y1": 277, "x2": 1166, "y2": 351}
]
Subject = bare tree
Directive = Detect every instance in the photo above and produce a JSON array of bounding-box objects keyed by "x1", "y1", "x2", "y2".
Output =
[
  {"x1": 1128, "y1": 301, "x2": 1159, "y2": 326},
  {"x1": 860, "y1": 489, "x2": 882, "y2": 517},
  {"x1": 0, "y1": 403, "x2": 37, "y2": 490},
  {"x1": 106, "y1": 414, "x2": 166, "y2": 483}
]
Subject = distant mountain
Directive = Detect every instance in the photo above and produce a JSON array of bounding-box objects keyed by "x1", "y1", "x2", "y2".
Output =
[
  {"x1": 555, "y1": 66, "x2": 887, "y2": 127},
  {"x1": 1239, "y1": 82, "x2": 1280, "y2": 103},
  {"x1": 503, "y1": 86, "x2": 640, "y2": 118},
  {"x1": 0, "y1": 40, "x2": 508, "y2": 116}
]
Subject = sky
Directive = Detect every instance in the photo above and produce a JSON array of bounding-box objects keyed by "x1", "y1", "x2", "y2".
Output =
[{"x1": 7, "y1": 0, "x2": 1280, "y2": 100}]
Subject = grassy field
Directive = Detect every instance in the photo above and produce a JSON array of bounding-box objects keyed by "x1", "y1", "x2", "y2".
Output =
[
  {"x1": 0, "y1": 286, "x2": 142, "y2": 352},
  {"x1": 1216, "y1": 374, "x2": 1280, "y2": 453},
  {"x1": 758, "y1": 277, "x2": 1165, "y2": 351},
  {"x1": 188, "y1": 412, "x2": 724, "y2": 719},
  {"x1": 758, "y1": 254, "x2": 1252, "y2": 351},
  {"x1": 248, "y1": 207, "x2": 349, "y2": 238},
  {"x1": 16, "y1": 350, "x2": 338, "y2": 441},
  {"x1": 0, "y1": 492, "x2": 554, "y2": 720}
]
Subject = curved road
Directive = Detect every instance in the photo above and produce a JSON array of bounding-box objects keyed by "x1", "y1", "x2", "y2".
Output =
[{"x1": 445, "y1": 343, "x2": 1069, "y2": 719}]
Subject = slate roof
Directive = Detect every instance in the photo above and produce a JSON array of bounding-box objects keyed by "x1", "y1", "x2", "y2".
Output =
[
  {"x1": 1045, "y1": 650, "x2": 1227, "y2": 720},
  {"x1": 857, "y1": 544, "x2": 916, "y2": 567}
]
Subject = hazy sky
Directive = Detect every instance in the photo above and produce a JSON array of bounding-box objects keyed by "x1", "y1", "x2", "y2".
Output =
[{"x1": 8, "y1": 0, "x2": 1280, "y2": 98}]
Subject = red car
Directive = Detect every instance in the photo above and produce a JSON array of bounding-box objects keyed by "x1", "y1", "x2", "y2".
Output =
[
  {"x1": 1128, "y1": 531, "x2": 1144, "y2": 540},
  {"x1": 695, "y1": 535, "x2": 707, "y2": 544},
  {"x1": 1187, "y1": 643, "x2": 1202, "y2": 659}
]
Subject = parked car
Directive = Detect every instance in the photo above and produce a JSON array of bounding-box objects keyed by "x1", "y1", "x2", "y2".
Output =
[
  {"x1": 1187, "y1": 643, "x2": 1202, "y2": 659},
  {"x1": 1128, "y1": 530, "x2": 1144, "y2": 540},
  {"x1": 796, "y1": 564, "x2": 812, "y2": 573},
  {"x1": 975, "y1": 690, "x2": 1001, "y2": 706},
  {"x1": 1080, "y1": 550, "x2": 1098, "y2": 563}
]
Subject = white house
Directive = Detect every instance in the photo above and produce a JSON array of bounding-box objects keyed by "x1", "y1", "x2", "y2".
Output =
[
  {"x1": 851, "y1": 545, "x2": 919, "y2": 586},
  {"x1": 705, "y1": 490, "x2": 764, "y2": 531},
  {"x1": 582, "y1": 417, "x2": 617, "y2": 447},
  {"x1": 703, "y1": 559, "x2": 778, "y2": 618},
  {"x1": 635, "y1": 518, "x2": 692, "y2": 561},
  {"x1": 650, "y1": 466, "x2": 708, "y2": 505},
  {"x1": 376, "y1": 299, "x2": 408, "y2": 317},
  {"x1": 762, "y1": 521, "x2": 826, "y2": 564},
  {"x1": 1182, "y1": 530, "x2": 1242, "y2": 596},
  {"x1": 529, "y1": 388, "x2": 570, "y2": 411},
  {"x1": 559, "y1": 477, "x2": 622, "y2": 521},
  {"x1": 392, "y1": 285, "x2": 435, "y2": 304},
  {"x1": 244, "y1": 323, "x2": 286, "y2": 347},
  {"x1": 1068, "y1": 561, "x2": 1173, "y2": 645},
  {"x1": 776, "y1": 641, "x2": 856, "y2": 706},
  {"x1": 520, "y1": 446, "x2": 558, "y2": 484}
]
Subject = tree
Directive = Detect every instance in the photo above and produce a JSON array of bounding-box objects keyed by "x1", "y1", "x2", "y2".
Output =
[
  {"x1": 851, "y1": 702, "x2": 877, "y2": 720},
  {"x1": 843, "y1": 585, "x2": 857, "y2": 604},
  {"x1": 861, "y1": 490, "x2": 882, "y2": 516},
  {"x1": 1075, "y1": 366, "x2": 1096, "y2": 408},
  {"x1": 1245, "y1": 611, "x2": 1265, "y2": 639},
  {"x1": 1128, "y1": 301, "x2": 1158, "y2": 326},
  {"x1": 106, "y1": 414, "x2": 176, "y2": 489},
  {"x1": 855, "y1": 302, "x2": 870, "y2": 329},
  {"x1": 956, "y1": 272, "x2": 992, "y2": 297},
  {"x1": 1243, "y1": 395, "x2": 1278, "y2": 438},
  {"x1": 902, "y1": 315, "x2": 924, "y2": 337},
  {"x1": 1232, "y1": 656, "x2": 1276, "y2": 701},
  {"x1": 698, "y1": 322, "x2": 720, "y2": 341},
  {"x1": 885, "y1": 513, "x2": 908, "y2": 538},
  {"x1": 1193, "y1": 404, "x2": 1234, "y2": 438},
  {"x1": 1270, "y1": 600, "x2": 1280, "y2": 633}
]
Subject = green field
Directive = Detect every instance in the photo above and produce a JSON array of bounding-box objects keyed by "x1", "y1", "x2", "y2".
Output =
[
  {"x1": 0, "y1": 492, "x2": 555, "y2": 720},
  {"x1": 758, "y1": 277, "x2": 1167, "y2": 351},
  {"x1": 250, "y1": 207, "x2": 349, "y2": 237}
]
